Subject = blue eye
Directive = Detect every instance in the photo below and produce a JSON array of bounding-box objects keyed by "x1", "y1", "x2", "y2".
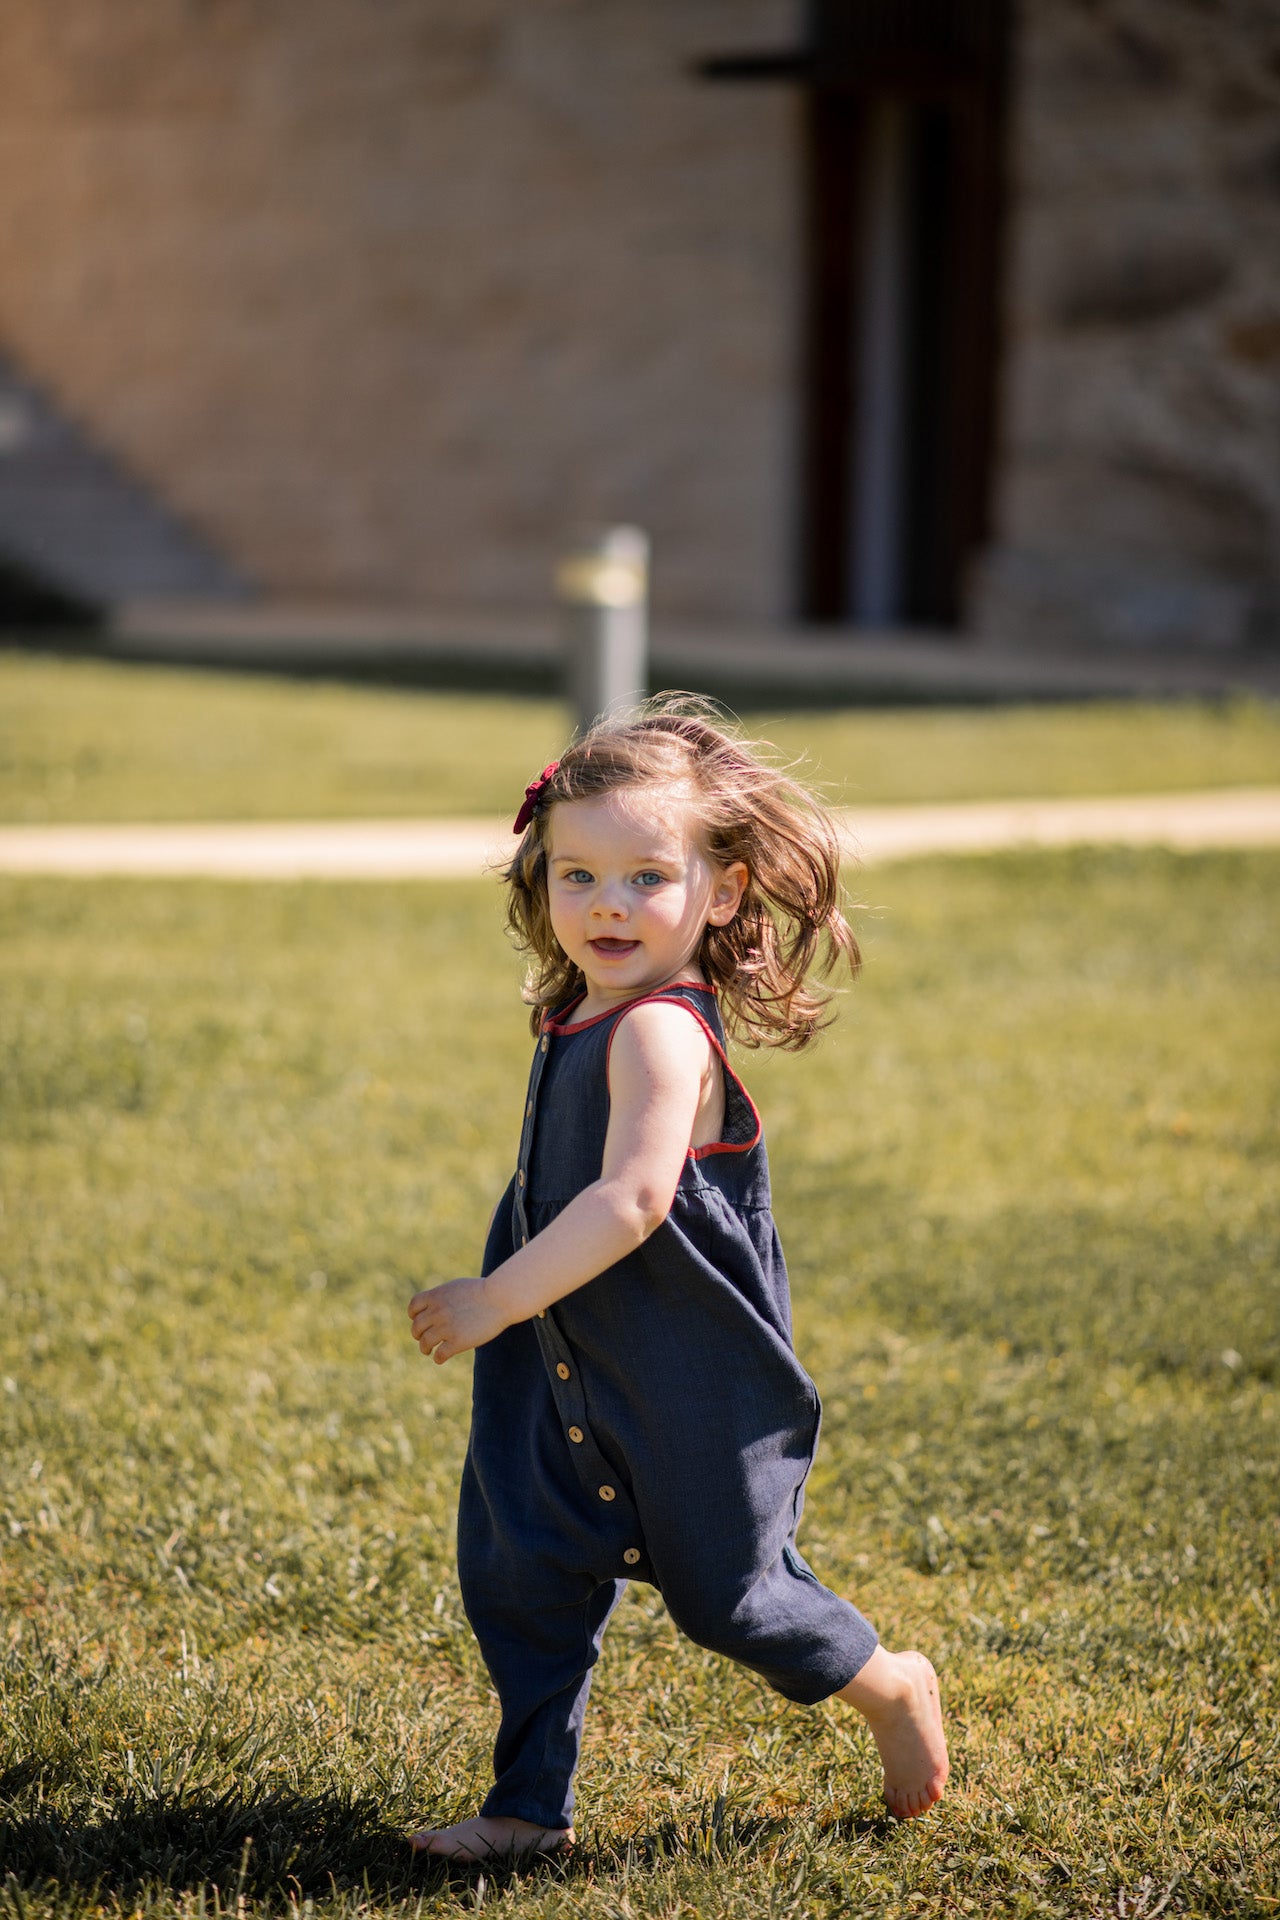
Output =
[
  {"x1": 635, "y1": 871, "x2": 665, "y2": 888},
  {"x1": 565, "y1": 868, "x2": 593, "y2": 884}
]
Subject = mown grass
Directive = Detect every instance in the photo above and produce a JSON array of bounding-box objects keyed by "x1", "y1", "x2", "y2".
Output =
[
  {"x1": 2, "y1": 850, "x2": 1277, "y2": 1918},
  {"x1": 3, "y1": 647, "x2": 1279, "y2": 822}
]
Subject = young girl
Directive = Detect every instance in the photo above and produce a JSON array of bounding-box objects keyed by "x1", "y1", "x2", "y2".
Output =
[{"x1": 407, "y1": 700, "x2": 948, "y2": 1861}]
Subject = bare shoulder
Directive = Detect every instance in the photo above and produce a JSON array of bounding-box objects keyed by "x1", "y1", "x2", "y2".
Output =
[{"x1": 610, "y1": 995, "x2": 713, "y2": 1083}]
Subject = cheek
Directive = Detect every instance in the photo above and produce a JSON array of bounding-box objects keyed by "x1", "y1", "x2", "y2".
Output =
[
  {"x1": 546, "y1": 889, "x2": 576, "y2": 936},
  {"x1": 657, "y1": 887, "x2": 705, "y2": 931}
]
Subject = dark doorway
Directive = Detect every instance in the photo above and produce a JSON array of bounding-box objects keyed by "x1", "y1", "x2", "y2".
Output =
[
  {"x1": 0, "y1": 548, "x2": 98, "y2": 628},
  {"x1": 701, "y1": 1, "x2": 1010, "y2": 629}
]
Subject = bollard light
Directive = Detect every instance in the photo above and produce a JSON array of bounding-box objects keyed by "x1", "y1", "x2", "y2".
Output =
[{"x1": 555, "y1": 525, "x2": 649, "y2": 736}]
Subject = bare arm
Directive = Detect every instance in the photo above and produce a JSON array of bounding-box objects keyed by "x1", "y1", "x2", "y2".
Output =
[{"x1": 409, "y1": 1001, "x2": 708, "y2": 1363}]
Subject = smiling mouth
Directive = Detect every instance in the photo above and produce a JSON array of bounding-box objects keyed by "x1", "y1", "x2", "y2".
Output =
[{"x1": 589, "y1": 938, "x2": 640, "y2": 956}]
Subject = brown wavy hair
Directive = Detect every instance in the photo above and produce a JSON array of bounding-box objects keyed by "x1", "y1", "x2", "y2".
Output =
[{"x1": 504, "y1": 695, "x2": 860, "y2": 1049}]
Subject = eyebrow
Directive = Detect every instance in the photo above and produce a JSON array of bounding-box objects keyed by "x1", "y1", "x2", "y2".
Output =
[{"x1": 548, "y1": 848, "x2": 680, "y2": 867}]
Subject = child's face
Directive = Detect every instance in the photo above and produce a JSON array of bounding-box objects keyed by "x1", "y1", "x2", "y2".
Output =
[{"x1": 544, "y1": 786, "x2": 746, "y2": 1013}]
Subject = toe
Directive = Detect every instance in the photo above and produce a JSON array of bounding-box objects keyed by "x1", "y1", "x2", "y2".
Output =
[{"x1": 408, "y1": 1828, "x2": 485, "y2": 1862}]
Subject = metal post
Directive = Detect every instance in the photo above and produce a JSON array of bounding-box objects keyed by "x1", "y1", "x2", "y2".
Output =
[{"x1": 555, "y1": 525, "x2": 649, "y2": 735}]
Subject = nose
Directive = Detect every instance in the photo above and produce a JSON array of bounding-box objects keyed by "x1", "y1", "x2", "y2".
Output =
[{"x1": 590, "y1": 881, "x2": 628, "y2": 921}]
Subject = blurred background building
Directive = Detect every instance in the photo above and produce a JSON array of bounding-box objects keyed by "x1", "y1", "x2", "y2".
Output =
[{"x1": 0, "y1": 0, "x2": 1276, "y2": 654}]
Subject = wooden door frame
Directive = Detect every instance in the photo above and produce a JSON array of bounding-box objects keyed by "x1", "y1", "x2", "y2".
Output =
[{"x1": 797, "y1": 23, "x2": 1010, "y2": 625}]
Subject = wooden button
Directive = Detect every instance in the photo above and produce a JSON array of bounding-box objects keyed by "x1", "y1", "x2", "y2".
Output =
[
  {"x1": 540, "y1": 1036, "x2": 549, "y2": 1053},
  {"x1": 517, "y1": 1169, "x2": 525, "y2": 1187},
  {"x1": 556, "y1": 1363, "x2": 570, "y2": 1380},
  {"x1": 623, "y1": 1547, "x2": 641, "y2": 1566},
  {"x1": 598, "y1": 1484, "x2": 616, "y2": 1501},
  {"x1": 537, "y1": 1309, "x2": 546, "y2": 1319},
  {"x1": 568, "y1": 1426, "x2": 584, "y2": 1444},
  {"x1": 526, "y1": 1099, "x2": 533, "y2": 1117},
  {"x1": 521, "y1": 1234, "x2": 528, "y2": 1247}
]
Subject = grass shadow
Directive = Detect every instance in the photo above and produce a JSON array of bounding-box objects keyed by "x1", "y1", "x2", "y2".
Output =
[
  {"x1": 0, "y1": 1787, "x2": 874, "y2": 1905},
  {"x1": 0, "y1": 1786, "x2": 434, "y2": 1906}
]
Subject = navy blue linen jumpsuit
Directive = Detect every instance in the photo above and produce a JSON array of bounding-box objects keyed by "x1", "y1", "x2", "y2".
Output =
[{"x1": 458, "y1": 982, "x2": 878, "y2": 1830}]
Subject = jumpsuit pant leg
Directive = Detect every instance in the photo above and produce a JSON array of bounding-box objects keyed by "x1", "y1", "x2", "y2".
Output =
[
  {"x1": 649, "y1": 1529, "x2": 879, "y2": 1706},
  {"x1": 458, "y1": 1517, "x2": 626, "y2": 1829},
  {"x1": 458, "y1": 1320, "x2": 630, "y2": 1830}
]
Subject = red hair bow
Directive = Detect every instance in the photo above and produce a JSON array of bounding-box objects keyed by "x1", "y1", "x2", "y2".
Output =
[{"x1": 513, "y1": 761, "x2": 560, "y2": 834}]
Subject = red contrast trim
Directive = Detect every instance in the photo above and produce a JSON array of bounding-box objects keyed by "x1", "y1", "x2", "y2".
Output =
[
  {"x1": 602, "y1": 991, "x2": 762, "y2": 1160},
  {"x1": 545, "y1": 980, "x2": 716, "y2": 1036},
  {"x1": 543, "y1": 993, "x2": 590, "y2": 1033}
]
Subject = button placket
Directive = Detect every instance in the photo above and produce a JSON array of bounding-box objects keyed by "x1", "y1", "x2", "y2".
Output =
[
  {"x1": 520, "y1": 1022, "x2": 646, "y2": 1577},
  {"x1": 541, "y1": 1325, "x2": 587, "y2": 1437},
  {"x1": 532, "y1": 1312, "x2": 635, "y2": 1510},
  {"x1": 512, "y1": 1028, "x2": 548, "y2": 1248},
  {"x1": 534, "y1": 1334, "x2": 646, "y2": 1584}
]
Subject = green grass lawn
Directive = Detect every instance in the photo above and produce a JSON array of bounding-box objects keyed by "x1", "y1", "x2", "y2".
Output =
[
  {"x1": 2, "y1": 849, "x2": 1277, "y2": 1917},
  {"x1": 3, "y1": 647, "x2": 1279, "y2": 822}
]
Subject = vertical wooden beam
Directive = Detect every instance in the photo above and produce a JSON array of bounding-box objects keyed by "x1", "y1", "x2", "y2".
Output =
[
  {"x1": 914, "y1": 0, "x2": 1011, "y2": 624},
  {"x1": 799, "y1": 89, "x2": 863, "y2": 622}
]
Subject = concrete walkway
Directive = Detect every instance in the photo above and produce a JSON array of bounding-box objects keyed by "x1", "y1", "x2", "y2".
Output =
[
  {"x1": 1, "y1": 788, "x2": 1278, "y2": 879},
  {"x1": 105, "y1": 598, "x2": 1280, "y2": 701}
]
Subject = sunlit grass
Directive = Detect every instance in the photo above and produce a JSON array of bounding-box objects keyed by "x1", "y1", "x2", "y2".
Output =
[
  {"x1": 2, "y1": 849, "x2": 1277, "y2": 1916},
  {"x1": 2, "y1": 646, "x2": 1278, "y2": 822}
]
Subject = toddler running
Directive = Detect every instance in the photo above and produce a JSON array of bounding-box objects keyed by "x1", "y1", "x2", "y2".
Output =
[{"x1": 407, "y1": 698, "x2": 948, "y2": 1861}]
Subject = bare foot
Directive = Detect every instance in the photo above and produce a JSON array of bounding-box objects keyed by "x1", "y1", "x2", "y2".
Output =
[
  {"x1": 837, "y1": 1647, "x2": 949, "y2": 1820},
  {"x1": 408, "y1": 1813, "x2": 573, "y2": 1863}
]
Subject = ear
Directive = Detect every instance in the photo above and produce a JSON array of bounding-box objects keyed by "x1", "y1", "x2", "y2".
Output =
[{"x1": 707, "y1": 860, "x2": 748, "y2": 927}]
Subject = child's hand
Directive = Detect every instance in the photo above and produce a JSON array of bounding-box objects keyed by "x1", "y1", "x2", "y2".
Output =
[{"x1": 407, "y1": 1277, "x2": 508, "y2": 1364}]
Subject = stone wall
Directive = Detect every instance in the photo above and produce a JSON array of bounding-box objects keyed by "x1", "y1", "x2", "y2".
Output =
[
  {"x1": 5, "y1": 1, "x2": 1276, "y2": 648},
  {"x1": 976, "y1": 0, "x2": 1280, "y2": 648},
  {"x1": 0, "y1": 1, "x2": 801, "y2": 623}
]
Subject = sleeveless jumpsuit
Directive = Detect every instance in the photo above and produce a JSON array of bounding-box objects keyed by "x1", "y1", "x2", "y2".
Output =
[{"x1": 458, "y1": 982, "x2": 878, "y2": 1830}]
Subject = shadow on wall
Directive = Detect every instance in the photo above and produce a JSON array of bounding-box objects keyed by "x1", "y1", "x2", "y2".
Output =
[{"x1": 0, "y1": 552, "x2": 100, "y2": 628}]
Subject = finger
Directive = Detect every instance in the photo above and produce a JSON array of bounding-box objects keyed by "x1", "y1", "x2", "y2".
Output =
[
  {"x1": 410, "y1": 1306, "x2": 440, "y2": 1340},
  {"x1": 432, "y1": 1339, "x2": 458, "y2": 1365},
  {"x1": 417, "y1": 1328, "x2": 443, "y2": 1356},
  {"x1": 407, "y1": 1290, "x2": 432, "y2": 1317}
]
